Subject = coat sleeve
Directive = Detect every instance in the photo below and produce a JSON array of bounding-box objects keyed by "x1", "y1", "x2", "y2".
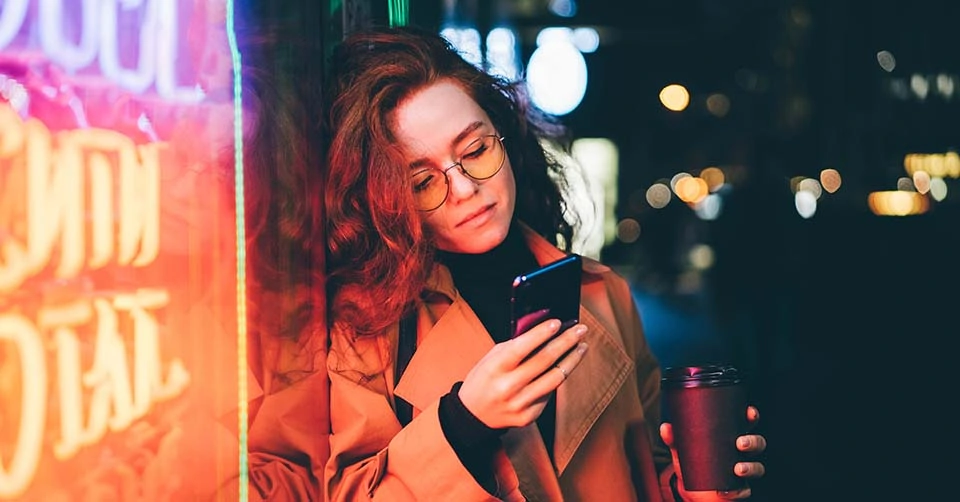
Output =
[
  {"x1": 323, "y1": 326, "x2": 522, "y2": 502},
  {"x1": 238, "y1": 323, "x2": 332, "y2": 502},
  {"x1": 204, "y1": 353, "x2": 330, "y2": 502},
  {"x1": 245, "y1": 369, "x2": 330, "y2": 501}
]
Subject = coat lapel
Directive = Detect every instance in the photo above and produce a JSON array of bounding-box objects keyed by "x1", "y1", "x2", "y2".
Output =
[
  {"x1": 553, "y1": 302, "x2": 634, "y2": 475},
  {"x1": 392, "y1": 297, "x2": 491, "y2": 412},
  {"x1": 500, "y1": 425, "x2": 564, "y2": 501},
  {"x1": 392, "y1": 290, "x2": 567, "y2": 500}
]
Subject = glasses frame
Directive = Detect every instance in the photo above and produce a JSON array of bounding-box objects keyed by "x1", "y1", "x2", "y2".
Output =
[{"x1": 412, "y1": 134, "x2": 507, "y2": 212}]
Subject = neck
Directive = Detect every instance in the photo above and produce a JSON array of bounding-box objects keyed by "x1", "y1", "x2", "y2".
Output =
[
  {"x1": 437, "y1": 221, "x2": 527, "y2": 268},
  {"x1": 436, "y1": 221, "x2": 539, "y2": 343}
]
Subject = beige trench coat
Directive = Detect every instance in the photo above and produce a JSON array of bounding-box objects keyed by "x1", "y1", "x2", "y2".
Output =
[{"x1": 324, "y1": 226, "x2": 676, "y2": 501}]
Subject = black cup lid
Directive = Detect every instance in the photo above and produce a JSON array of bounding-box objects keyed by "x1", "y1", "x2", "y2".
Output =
[{"x1": 661, "y1": 364, "x2": 742, "y2": 389}]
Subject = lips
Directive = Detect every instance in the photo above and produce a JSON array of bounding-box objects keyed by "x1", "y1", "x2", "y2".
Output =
[{"x1": 457, "y1": 203, "x2": 495, "y2": 227}]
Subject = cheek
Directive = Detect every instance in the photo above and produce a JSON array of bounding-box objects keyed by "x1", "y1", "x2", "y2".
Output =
[
  {"x1": 421, "y1": 209, "x2": 452, "y2": 236},
  {"x1": 502, "y1": 164, "x2": 517, "y2": 205}
]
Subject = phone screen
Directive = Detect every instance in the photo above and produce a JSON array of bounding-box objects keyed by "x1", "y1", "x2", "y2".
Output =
[{"x1": 508, "y1": 254, "x2": 582, "y2": 338}]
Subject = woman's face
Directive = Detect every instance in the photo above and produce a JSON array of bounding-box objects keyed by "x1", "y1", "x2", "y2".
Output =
[{"x1": 391, "y1": 79, "x2": 516, "y2": 254}]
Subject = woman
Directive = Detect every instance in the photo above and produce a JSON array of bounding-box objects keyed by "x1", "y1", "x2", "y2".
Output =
[{"x1": 322, "y1": 26, "x2": 765, "y2": 501}]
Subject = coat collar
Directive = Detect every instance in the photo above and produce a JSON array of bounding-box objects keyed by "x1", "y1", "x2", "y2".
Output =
[{"x1": 394, "y1": 225, "x2": 634, "y2": 490}]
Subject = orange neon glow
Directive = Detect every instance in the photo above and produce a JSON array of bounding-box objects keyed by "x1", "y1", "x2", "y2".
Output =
[
  {"x1": 0, "y1": 103, "x2": 193, "y2": 498},
  {"x1": 0, "y1": 315, "x2": 45, "y2": 499},
  {"x1": 1, "y1": 92, "x2": 239, "y2": 499}
]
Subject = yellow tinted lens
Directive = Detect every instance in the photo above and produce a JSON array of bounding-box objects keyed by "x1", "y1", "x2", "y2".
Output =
[
  {"x1": 461, "y1": 136, "x2": 503, "y2": 180},
  {"x1": 411, "y1": 168, "x2": 447, "y2": 210}
]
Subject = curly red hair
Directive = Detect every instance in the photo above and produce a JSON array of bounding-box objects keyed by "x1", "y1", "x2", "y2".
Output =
[{"x1": 324, "y1": 26, "x2": 577, "y2": 337}]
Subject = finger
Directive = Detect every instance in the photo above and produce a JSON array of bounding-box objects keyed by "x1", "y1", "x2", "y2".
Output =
[
  {"x1": 718, "y1": 487, "x2": 753, "y2": 500},
  {"x1": 747, "y1": 405, "x2": 760, "y2": 423},
  {"x1": 659, "y1": 422, "x2": 675, "y2": 447},
  {"x1": 515, "y1": 342, "x2": 588, "y2": 405},
  {"x1": 734, "y1": 461, "x2": 765, "y2": 478},
  {"x1": 658, "y1": 423, "x2": 687, "y2": 491},
  {"x1": 502, "y1": 318, "x2": 563, "y2": 366},
  {"x1": 736, "y1": 434, "x2": 767, "y2": 453},
  {"x1": 519, "y1": 323, "x2": 588, "y2": 380}
]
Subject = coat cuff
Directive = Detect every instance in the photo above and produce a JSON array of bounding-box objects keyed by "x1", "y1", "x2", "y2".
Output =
[{"x1": 386, "y1": 399, "x2": 520, "y2": 500}]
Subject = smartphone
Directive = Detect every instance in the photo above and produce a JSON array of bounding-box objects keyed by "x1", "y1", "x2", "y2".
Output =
[{"x1": 508, "y1": 254, "x2": 582, "y2": 339}]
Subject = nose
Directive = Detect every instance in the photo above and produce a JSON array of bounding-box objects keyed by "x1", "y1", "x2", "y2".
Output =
[{"x1": 444, "y1": 164, "x2": 479, "y2": 204}]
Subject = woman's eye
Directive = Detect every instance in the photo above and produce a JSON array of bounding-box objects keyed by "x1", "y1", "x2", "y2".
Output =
[
  {"x1": 462, "y1": 144, "x2": 488, "y2": 160},
  {"x1": 412, "y1": 174, "x2": 435, "y2": 192}
]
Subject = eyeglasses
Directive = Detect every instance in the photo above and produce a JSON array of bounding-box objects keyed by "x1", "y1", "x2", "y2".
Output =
[{"x1": 410, "y1": 135, "x2": 506, "y2": 211}]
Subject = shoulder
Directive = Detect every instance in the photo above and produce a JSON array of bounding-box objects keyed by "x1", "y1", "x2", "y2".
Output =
[
  {"x1": 579, "y1": 255, "x2": 649, "y2": 350},
  {"x1": 581, "y1": 255, "x2": 634, "y2": 304},
  {"x1": 327, "y1": 319, "x2": 393, "y2": 382}
]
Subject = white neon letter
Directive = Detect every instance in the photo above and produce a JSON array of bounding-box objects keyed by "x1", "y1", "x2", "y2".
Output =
[
  {"x1": 98, "y1": 0, "x2": 158, "y2": 93},
  {"x1": 0, "y1": 0, "x2": 28, "y2": 50},
  {"x1": 39, "y1": 0, "x2": 99, "y2": 71},
  {"x1": 155, "y1": 0, "x2": 203, "y2": 102}
]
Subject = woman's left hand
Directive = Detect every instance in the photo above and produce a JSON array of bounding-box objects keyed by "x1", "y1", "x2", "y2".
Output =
[{"x1": 659, "y1": 406, "x2": 767, "y2": 501}]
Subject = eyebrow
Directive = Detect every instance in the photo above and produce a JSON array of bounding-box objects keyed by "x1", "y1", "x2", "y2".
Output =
[{"x1": 408, "y1": 120, "x2": 486, "y2": 170}]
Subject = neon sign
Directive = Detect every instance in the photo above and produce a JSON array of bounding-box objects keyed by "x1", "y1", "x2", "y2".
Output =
[
  {"x1": 0, "y1": 103, "x2": 190, "y2": 498},
  {"x1": 0, "y1": 0, "x2": 239, "y2": 497},
  {"x1": 0, "y1": 0, "x2": 204, "y2": 102}
]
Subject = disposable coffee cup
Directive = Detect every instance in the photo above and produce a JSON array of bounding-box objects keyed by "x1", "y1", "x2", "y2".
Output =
[{"x1": 661, "y1": 364, "x2": 748, "y2": 492}]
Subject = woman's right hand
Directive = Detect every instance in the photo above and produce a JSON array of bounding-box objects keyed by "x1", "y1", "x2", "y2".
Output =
[{"x1": 457, "y1": 319, "x2": 589, "y2": 429}]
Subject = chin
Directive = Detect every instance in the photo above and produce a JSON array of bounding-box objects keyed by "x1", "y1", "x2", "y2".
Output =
[{"x1": 443, "y1": 221, "x2": 510, "y2": 254}]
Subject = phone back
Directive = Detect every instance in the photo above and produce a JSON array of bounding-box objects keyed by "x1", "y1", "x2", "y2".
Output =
[{"x1": 509, "y1": 254, "x2": 582, "y2": 338}]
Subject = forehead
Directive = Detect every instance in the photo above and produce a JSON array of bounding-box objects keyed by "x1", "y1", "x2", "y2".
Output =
[{"x1": 391, "y1": 80, "x2": 492, "y2": 155}]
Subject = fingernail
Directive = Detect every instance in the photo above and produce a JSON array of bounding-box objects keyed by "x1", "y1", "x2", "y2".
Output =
[
  {"x1": 575, "y1": 324, "x2": 588, "y2": 336},
  {"x1": 738, "y1": 437, "x2": 750, "y2": 449},
  {"x1": 576, "y1": 342, "x2": 588, "y2": 354},
  {"x1": 736, "y1": 463, "x2": 747, "y2": 475}
]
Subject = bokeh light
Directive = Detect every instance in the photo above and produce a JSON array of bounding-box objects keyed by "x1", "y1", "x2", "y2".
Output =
[
  {"x1": 645, "y1": 183, "x2": 672, "y2": 209},
  {"x1": 820, "y1": 168, "x2": 842, "y2": 193},
  {"x1": 670, "y1": 172, "x2": 691, "y2": 193},
  {"x1": 659, "y1": 84, "x2": 690, "y2": 111},
  {"x1": 789, "y1": 176, "x2": 805, "y2": 193},
  {"x1": 798, "y1": 178, "x2": 823, "y2": 200},
  {"x1": 877, "y1": 50, "x2": 896, "y2": 72},
  {"x1": 616, "y1": 218, "x2": 642, "y2": 243},
  {"x1": 897, "y1": 177, "x2": 915, "y2": 192},
  {"x1": 572, "y1": 27, "x2": 600, "y2": 53},
  {"x1": 699, "y1": 167, "x2": 725, "y2": 192},
  {"x1": 688, "y1": 244, "x2": 715, "y2": 270},
  {"x1": 527, "y1": 28, "x2": 588, "y2": 116},
  {"x1": 795, "y1": 190, "x2": 817, "y2": 218},
  {"x1": 929, "y1": 177, "x2": 948, "y2": 201},
  {"x1": 867, "y1": 191, "x2": 929, "y2": 216},
  {"x1": 913, "y1": 171, "x2": 931, "y2": 194},
  {"x1": 705, "y1": 93, "x2": 730, "y2": 117},
  {"x1": 693, "y1": 194, "x2": 722, "y2": 220},
  {"x1": 675, "y1": 176, "x2": 708, "y2": 204}
]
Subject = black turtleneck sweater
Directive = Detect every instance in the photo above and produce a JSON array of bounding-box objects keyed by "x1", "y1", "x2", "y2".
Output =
[{"x1": 435, "y1": 222, "x2": 560, "y2": 492}]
